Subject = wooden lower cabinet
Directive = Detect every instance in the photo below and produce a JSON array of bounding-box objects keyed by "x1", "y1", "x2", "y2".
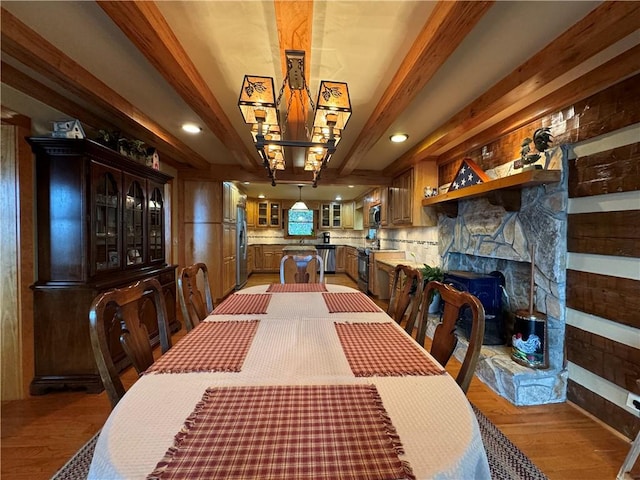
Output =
[
  {"x1": 335, "y1": 246, "x2": 346, "y2": 273},
  {"x1": 345, "y1": 246, "x2": 358, "y2": 281},
  {"x1": 30, "y1": 265, "x2": 179, "y2": 395},
  {"x1": 251, "y1": 245, "x2": 300, "y2": 272}
]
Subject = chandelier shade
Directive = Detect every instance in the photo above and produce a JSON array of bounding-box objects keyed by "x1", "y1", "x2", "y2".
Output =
[
  {"x1": 238, "y1": 51, "x2": 351, "y2": 187},
  {"x1": 238, "y1": 75, "x2": 279, "y2": 126},
  {"x1": 313, "y1": 81, "x2": 352, "y2": 130}
]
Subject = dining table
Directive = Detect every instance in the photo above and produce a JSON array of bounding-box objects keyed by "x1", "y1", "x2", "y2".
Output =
[{"x1": 88, "y1": 283, "x2": 491, "y2": 479}]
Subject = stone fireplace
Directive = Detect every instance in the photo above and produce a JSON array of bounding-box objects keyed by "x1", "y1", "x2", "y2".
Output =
[{"x1": 436, "y1": 146, "x2": 569, "y2": 405}]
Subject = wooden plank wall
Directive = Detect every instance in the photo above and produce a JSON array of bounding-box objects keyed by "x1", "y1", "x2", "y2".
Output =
[{"x1": 567, "y1": 133, "x2": 640, "y2": 440}]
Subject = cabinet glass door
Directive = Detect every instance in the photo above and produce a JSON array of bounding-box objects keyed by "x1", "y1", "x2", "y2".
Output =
[
  {"x1": 321, "y1": 204, "x2": 331, "y2": 228},
  {"x1": 148, "y1": 186, "x2": 164, "y2": 262},
  {"x1": 257, "y1": 201, "x2": 268, "y2": 227},
  {"x1": 125, "y1": 178, "x2": 145, "y2": 266},
  {"x1": 94, "y1": 170, "x2": 120, "y2": 272},
  {"x1": 269, "y1": 202, "x2": 280, "y2": 227},
  {"x1": 332, "y1": 204, "x2": 341, "y2": 228}
]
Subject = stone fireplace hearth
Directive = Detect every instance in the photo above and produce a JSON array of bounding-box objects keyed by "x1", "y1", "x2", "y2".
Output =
[{"x1": 436, "y1": 146, "x2": 569, "y2": 406}]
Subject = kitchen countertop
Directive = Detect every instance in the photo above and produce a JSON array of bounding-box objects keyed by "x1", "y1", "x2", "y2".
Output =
[
  {"x1": 376, "y1": 258, "x2": 424, "y2": 270},
  {"x1": 282, "y1": 245, "x2": 318, "y2": 252}
]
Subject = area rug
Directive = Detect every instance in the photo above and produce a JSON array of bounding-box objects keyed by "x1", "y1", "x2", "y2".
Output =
[{"x1": 51, "y1": 405, "x2": 548, "y2": 480}]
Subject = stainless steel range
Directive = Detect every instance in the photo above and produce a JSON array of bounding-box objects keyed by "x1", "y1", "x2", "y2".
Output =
[{"x1": 357, "y1": 247, "x2": 370, "y2": 293}]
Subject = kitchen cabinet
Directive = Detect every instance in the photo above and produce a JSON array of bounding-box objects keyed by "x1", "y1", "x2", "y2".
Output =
[
  {"x1": 368, "y1": 250, "x2": 405, "y2": 298},
  {"x1": 256, "y1": 201, "x2": 281, "y2": 228},
  {"x1": 252, "y1": 245, "x2": 286, "y2": 272},
  {"x1": 27, "y1": 137, "x2": 178, "y2": 395},
  {"x1": 335, "y1": 246, "x2": 346, "y2": 272},
  {"x1": 246, "y1": 199, "x2": 257, "y2": 227},
  {"x1": 247, "y1": 245, "x2": 254, "y2": 275},
  {"x1": 379, "y1": 187, "x2": 389, "y2": 227},
  {"x1": 391, "y1": 169, "x2": 412, "y2": 225},
  {"x1": 320, "y1": 202, "x2": 343, "y2": 228},
  {"x1": 341, "y1": 201, "x2": 354, "y2": 229},
  {"x1": 345, "y1": 246, "x2": 358, "y2": 281},
  {"x1": 386, "y1": 162, "x2": 438, "y2": 227}
]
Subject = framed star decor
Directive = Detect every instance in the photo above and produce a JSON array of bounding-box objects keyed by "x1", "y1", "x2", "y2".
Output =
[{"x1": 448, "y1": 158, "x2": 490, "y2": 192}]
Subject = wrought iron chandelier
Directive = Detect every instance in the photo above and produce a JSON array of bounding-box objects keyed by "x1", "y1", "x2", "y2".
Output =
[{"x1": 238, "y1": 50, "x2": 351, "y2": 187}]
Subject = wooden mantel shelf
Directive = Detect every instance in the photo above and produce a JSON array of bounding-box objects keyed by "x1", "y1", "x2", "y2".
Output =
[{"x1": 421, "y1": 169, "x2": 561, "y2": 216}]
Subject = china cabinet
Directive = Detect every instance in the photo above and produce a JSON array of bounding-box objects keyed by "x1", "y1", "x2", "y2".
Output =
[{"x1": 28, "y1": 138, "x2": 178, "y2": 395}]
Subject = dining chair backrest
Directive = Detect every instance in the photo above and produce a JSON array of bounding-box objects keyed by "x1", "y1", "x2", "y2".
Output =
[
  {"x1": 178, "y1": 262, "x2": 214, "y2": 331},
  {"x1": 386, "y1": 264, "x2": 423, "y2": 335},
  {"x1": 417, "y1": 280, "x2": 485, "y2": 394},
  {"x1": 280, "y1": 254, "x2": 325, "y2": 283},
  {"x1": 89, "y1": 278, "x2": 172, "y2": 408}
]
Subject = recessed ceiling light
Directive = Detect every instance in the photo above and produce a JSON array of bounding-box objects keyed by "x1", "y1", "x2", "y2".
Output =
[
  {"x1": 243, "y1": 181, "x2": 250, "y2": 185},
  {"x1": 336, "y1": 195, "x2": 342, "y2": 201},
  {"x1": 390, "y1": 133, "x2": 408, "y2": 143},
  {"x1": 348, "y1": 185, "x2": 354, "y2": 188},
  {"x1": 258, "y1": 194, "x2": 265, "y2": 199},
  {"x1": 182, "y1": 123, "x2": 202, "y2": 134}
]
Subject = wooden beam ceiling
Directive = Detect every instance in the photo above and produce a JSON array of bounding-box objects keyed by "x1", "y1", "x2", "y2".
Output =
[
  {"x1": 338, "y1": 1, "x2": 494, "y2": 176},
  {"x1": 97, "y1": 1, "x2": 257, "y2": 172},
  {"x1": 383, "y1": 1, "x2": 640, "y2": 177},
  {"x1": 0, "y1": 7, "x2": 210, "y2": 170}
]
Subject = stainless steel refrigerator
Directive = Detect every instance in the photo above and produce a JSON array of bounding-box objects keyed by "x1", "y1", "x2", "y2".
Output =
[{"x1": 236, "y1": 206, "x2": 248, "y2": 289}]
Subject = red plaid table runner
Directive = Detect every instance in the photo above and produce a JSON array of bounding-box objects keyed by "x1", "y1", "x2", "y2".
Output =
[
  {"x1": 266, "y1": 283, "x2": 328, "y2": 292},
  {"x1": 322, "y1": 292, "x2": 380, "y2": 313},
  {"x1": 148, "y1": 384, "x2": 415, "y2": 480},
  {"x1": 212, "y1": 293, "x2": 271, "y2": 315},
  {"x1": 335, "y1": 322, "x2": 445, "y2": 377},
  {"x1": 145, "y1": 321, "x2": 259, "y2": 374}
]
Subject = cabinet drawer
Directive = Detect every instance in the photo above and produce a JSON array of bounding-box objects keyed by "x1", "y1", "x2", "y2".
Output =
[{"x1": 158, "y1": 270, "x2": 175, "y2": 285}]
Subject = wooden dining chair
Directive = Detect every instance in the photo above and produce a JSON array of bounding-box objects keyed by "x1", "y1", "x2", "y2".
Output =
[
  {"x1": 89, "y1": 278, "x2": 172, "y2": 408},
  {"x1": 417, "y1": 280, "x2": 485, "y2": 394},
  {"x1": 280, "y1": 254, "x2": 325, "y2": 283},
  {"x1": 386, "y1": 264, "x2": 423, "y2": 335},
  {"x1": 178, "y1": 262, "x2": 214, "y2": 331}
]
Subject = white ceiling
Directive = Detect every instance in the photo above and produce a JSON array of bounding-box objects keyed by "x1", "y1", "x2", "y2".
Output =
[{"x1": 2, "y1": 1, "x2": 635, "y2": 201}]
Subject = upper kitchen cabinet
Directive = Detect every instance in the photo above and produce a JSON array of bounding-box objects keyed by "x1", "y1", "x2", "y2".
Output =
[
  {"x1": 388, "y1": 162, "x2": 438, "y2": 227},
  {"x1": 341, "y1": 201, "x2": 354, "y2": 229},
  {"x1": 320, "y1": 203, "x2": 343, "y2": 229},
  {"x1": 320, "y1": 202, "x2": 357, "y2": 229},
  {"x1": 27, "y1": 137, "x2": 178, "y2": 395},
  {"x1": 256, "y1": 200, "x2": 281, "y2": 228},
  {"x1": 223, "y1": 182, "x2": 245, "y2": 224}
]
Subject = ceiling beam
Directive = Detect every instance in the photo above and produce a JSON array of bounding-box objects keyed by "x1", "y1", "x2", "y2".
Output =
[
  {"x1": 438, "y1": 45, "x2": 640, "y2": 166},
  {"x1": 178, "y1": 164, "x2": 390, "y2": 186},
  {"x1": 338, "y1": 0, "x2": 494, "y2": 175},
  {"x1": 97, "y1": 1, "x2": 257, "y2": 172},
  {"x1": 384, "y1": 1, "x2": 640, "y2": 175},
  {"x1": 1, "y1": 61, "x2": 190, "y2": 169},
  {"x1": 273, "y1": 1, "x2": 314, "y2": 175},
  {"x1": 0, "y1": 7, "x2": 210, "y2": 170}
]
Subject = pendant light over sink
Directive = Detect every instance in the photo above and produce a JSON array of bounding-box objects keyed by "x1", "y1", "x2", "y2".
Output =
[{"x1": 290, "y1": 185, "x2": 309, "y2": 210}]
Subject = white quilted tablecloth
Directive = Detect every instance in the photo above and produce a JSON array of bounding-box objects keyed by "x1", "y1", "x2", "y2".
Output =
[{"x1": 89, "y1": 284, "x2": 490, "y2": 480}]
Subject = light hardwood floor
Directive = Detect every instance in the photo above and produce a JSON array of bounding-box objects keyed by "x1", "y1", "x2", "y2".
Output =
[{"x1": 1, "y1": 273, "x2": 636, "y2": 479}]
